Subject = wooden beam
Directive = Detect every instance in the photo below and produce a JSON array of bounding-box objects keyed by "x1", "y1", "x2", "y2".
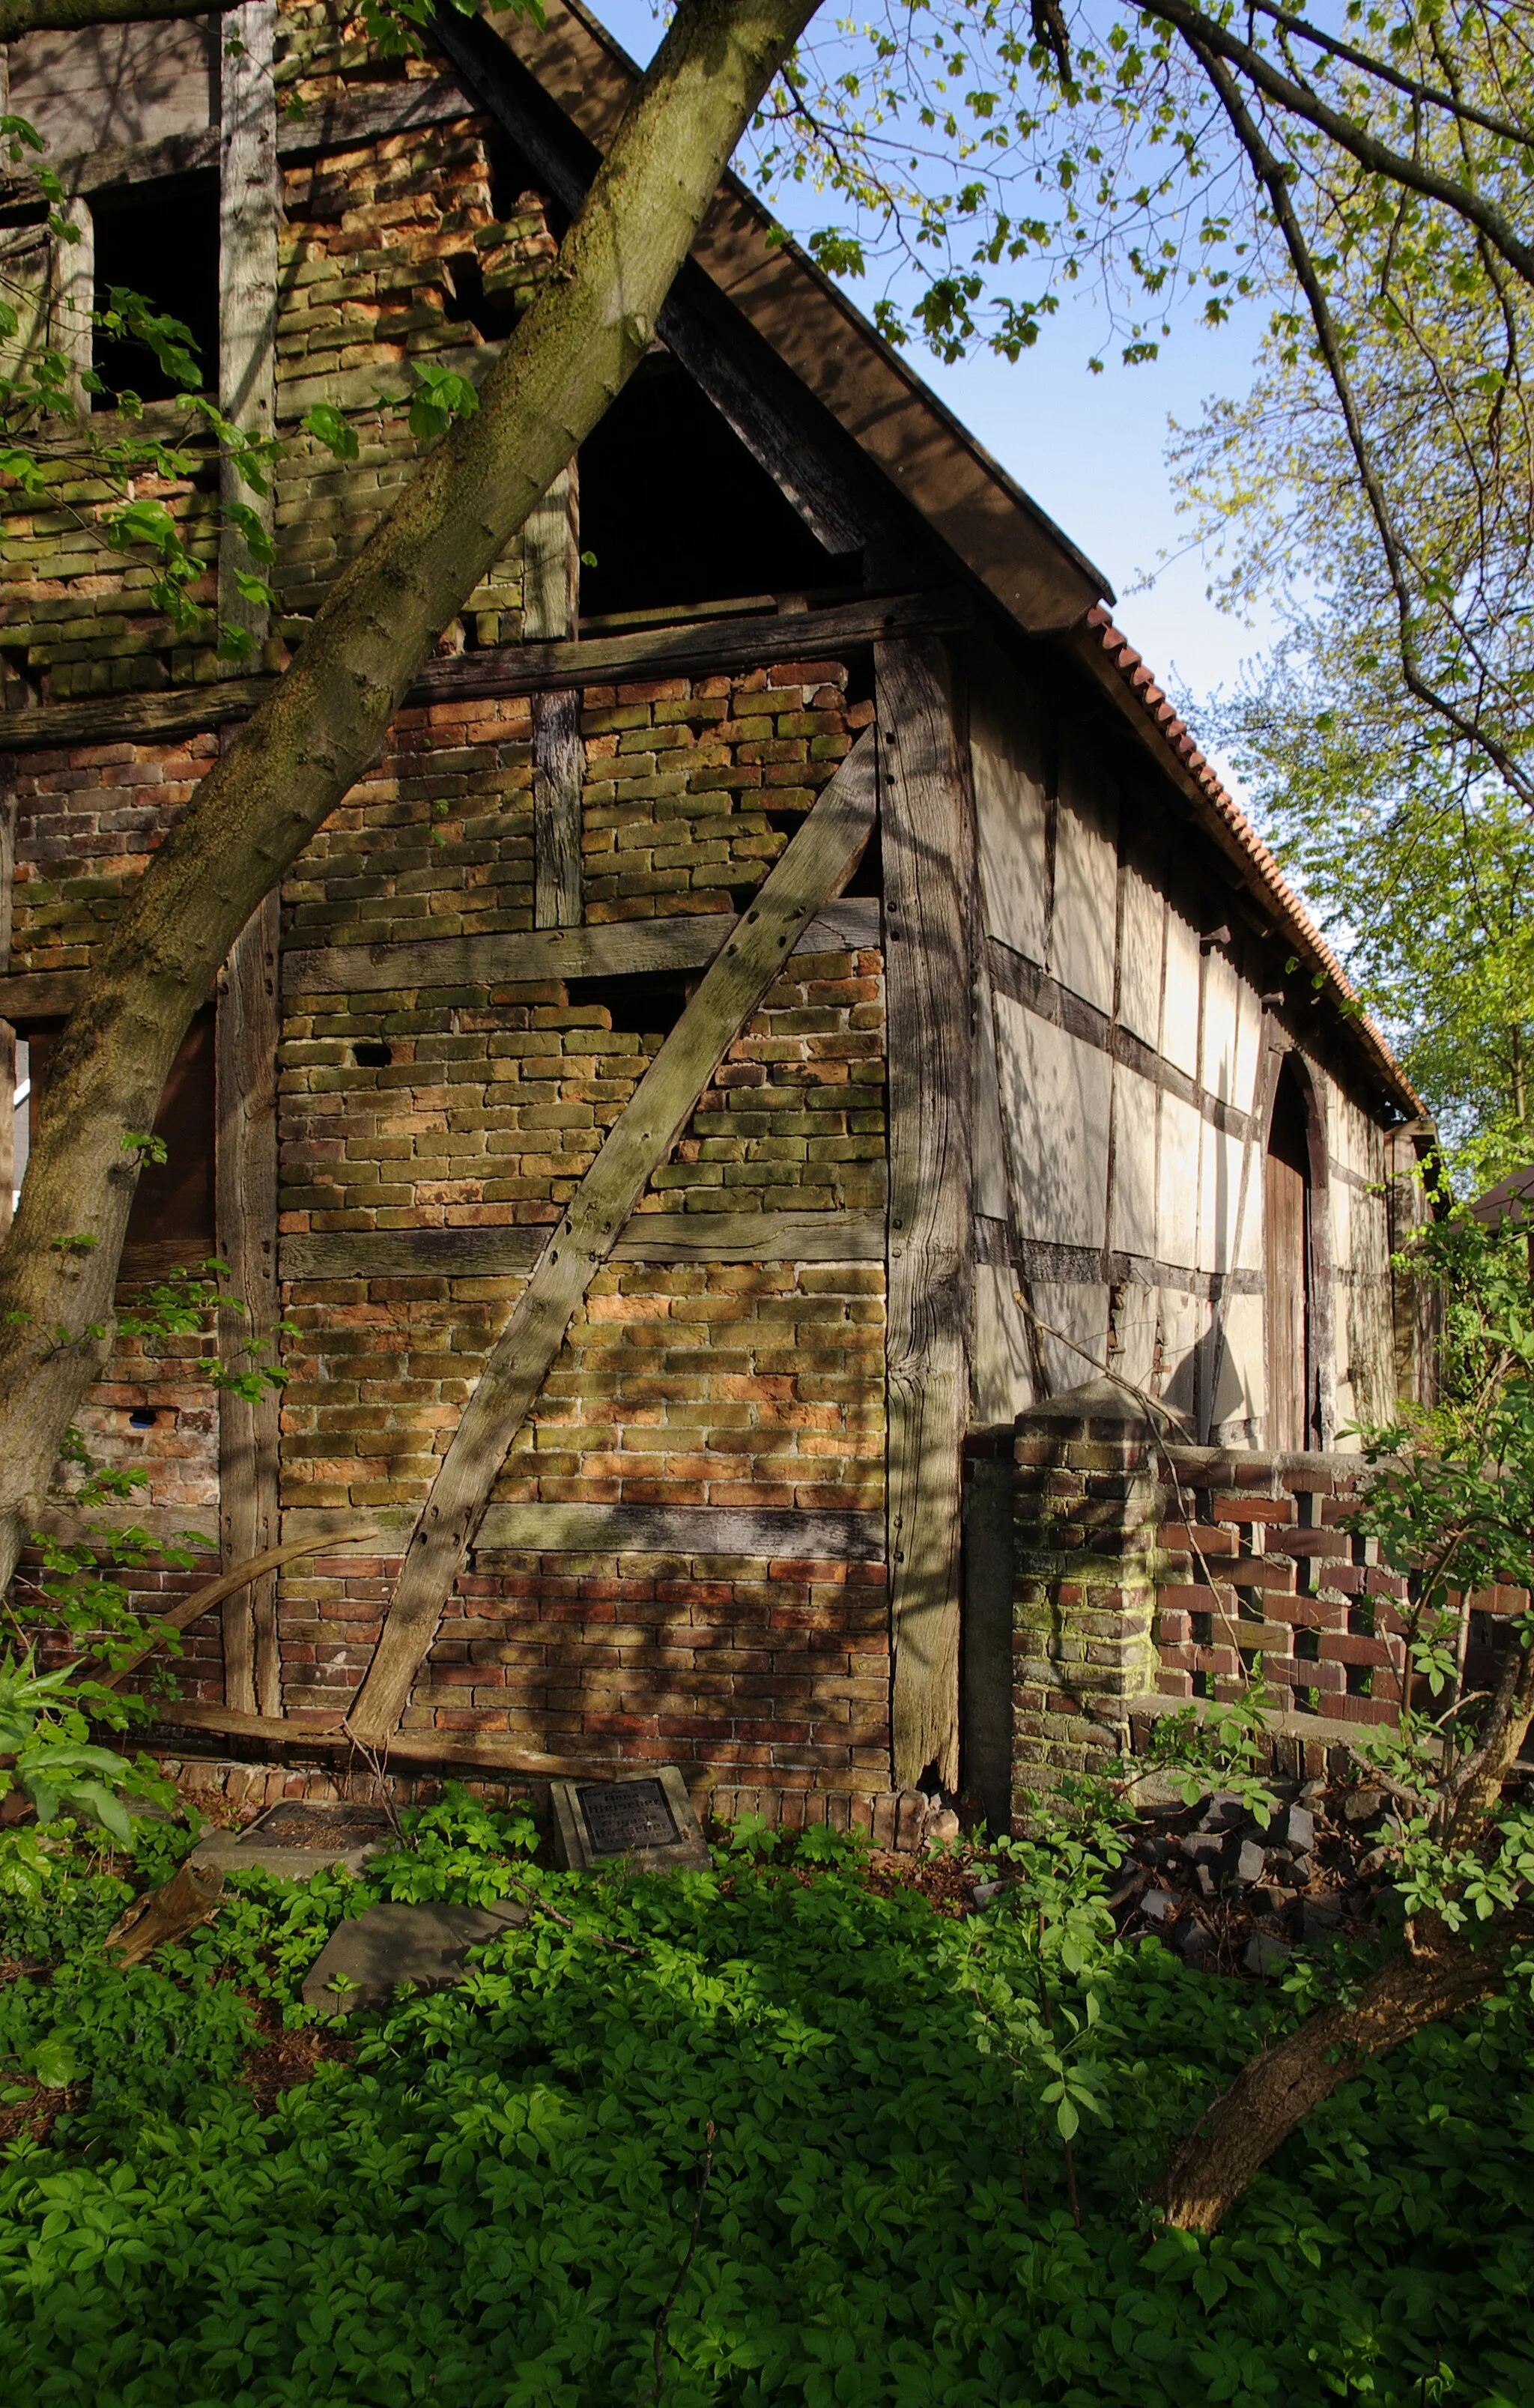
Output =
[
  {"x1": 217, "y1": 0, "x2": 281, "y2": 654},
  {"x1": 346, "y1": 730, "x2": 878, "y2": 1739},
  {"x1": 532, "y1": 688, "x2": 584, "y2": 929},
  {"x1": 280, "y1": 1207, "x2": 885, "y2": 1282},
  {"x1": 282, "y1": 896, "x2": 879, "y2": 999},
  {"x1": 0, "y1": 900, "x2": 880, "y2": 1025},
  {"x1": 130, "y1": 1697, "x2": 634, "y2": 1783},
  {"x1": 0, "y1": 590, "x2": 967, "y2": 754},
  {"x1": 878, "y1": 636, "x2": 977, "y2": 1792},
  {"x1": 281, "y1": 1500, "x2": 885, "y2": 1559},
  {"x1": 216, "y1": 889, "x2": 283, "y2": 1715}
]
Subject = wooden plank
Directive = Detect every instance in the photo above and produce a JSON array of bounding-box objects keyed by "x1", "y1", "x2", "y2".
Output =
[
  {"x1": 346, "y1": 730, "x2": 878, "y2": 1739},
  {"x1": 282, "y1": 895, "x2": 879, "y2": 998},
  {"x1": 878, "y1": 637, "x2": 977, "y2": 1791},
  {"x1": 282, "y1": 1207, "x2": 885, "y2": 1281},
  {"x1": 0, "y1": 902, "x2": 879, "y2": 1023},
  {"x1": 217, "y1": 0, "x2": 281, "y2": 653},
  {"x1": 532, "y1": 688, "x2": 583, "y2": 928},
  {"x1": 131, "y1": 1698, "x2": 632, "y2": 1783},
  {"x1": 216, "y1": 890, "x2": 282, "y2": 1715},
  {"x1": 280, "y1": 1501, "x2": 884, "y2": 1559},
  {"x1": 0, "y1": 970, "x2": 86, "y2": 1020},
  {"x1": 0, "y1": 591, "x2": 967, "y2": 754}
]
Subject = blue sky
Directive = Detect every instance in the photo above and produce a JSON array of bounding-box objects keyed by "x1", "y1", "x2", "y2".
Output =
[{"x1": 591, "y1": 0, "x2": 1284, "y2": 741}]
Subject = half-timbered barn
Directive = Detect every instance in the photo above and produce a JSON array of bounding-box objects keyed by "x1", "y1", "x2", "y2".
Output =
[{"x1": 0, "y1": 0, "x2": 1432, "y2": 1831}]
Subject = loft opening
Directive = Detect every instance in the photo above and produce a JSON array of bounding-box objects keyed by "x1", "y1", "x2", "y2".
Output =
[
  {"x1": 577, "y1": 353, "x2": 837, "y2": 622},
  {"x1": 91, "y1": 173, "x2": 219, "y2": 406}
]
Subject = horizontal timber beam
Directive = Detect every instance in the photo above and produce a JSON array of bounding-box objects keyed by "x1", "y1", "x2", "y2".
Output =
[
  {"x1": 0, "y1": 590, "x2": 964, "y2": 756},
  {"x1": 282, "y1": 1501, "x2": 886, "y2": 1560},
  {"x1": 282, "y1": 1208, "x2": 885, "y2": 1281},
  {"x1": 0, "y1": 899, "x2": 881, "y2": 1025},
  {"x1": 127, "y1": 1699, "x2": 643, "y2": 1785},
  {"x1": 285, "y1": 896, "x2": 879, "y2": 1000}
]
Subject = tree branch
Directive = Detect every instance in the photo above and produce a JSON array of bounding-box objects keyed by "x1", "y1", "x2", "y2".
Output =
[
  {"x1": 1191, "y1": 36, "x2": 1534, "y2": 809},
  {"x1": 1245, "y1": 0, "x2": 1534, "y2": 153},
  {"x1": 1144, "y1": 0, "x2": 1534, "y2": 290}
]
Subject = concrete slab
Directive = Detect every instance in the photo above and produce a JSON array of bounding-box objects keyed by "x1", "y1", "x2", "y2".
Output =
[
  {"x1": 301, "y1": 1899, "x2": 529, "y2": 2013},
  {"x1": 190, "y1": 1800, "x2": 394, "y2": 1881},
  {"x1": 550, "y1": 1765, "x2": 710, "y2": 1873}
]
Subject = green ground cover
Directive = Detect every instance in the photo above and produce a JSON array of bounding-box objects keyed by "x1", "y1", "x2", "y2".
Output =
[{"x1": 0, "y1": 1791, "x2": 1531, "y2": 2408}]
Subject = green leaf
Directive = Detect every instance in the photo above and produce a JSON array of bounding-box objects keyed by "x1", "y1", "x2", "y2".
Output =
[{"x1": 28, "y1": 2034, "x2": 77, "y2": 2090}]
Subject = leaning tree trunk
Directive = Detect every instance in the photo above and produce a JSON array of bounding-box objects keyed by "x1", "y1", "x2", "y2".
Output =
[
  {"x1": 0, "y1": 0, "x2": 817, "y2": 1588},
  {"x1": 1155, "y1": 1913, "x2": 1518, "y2": 2231}
]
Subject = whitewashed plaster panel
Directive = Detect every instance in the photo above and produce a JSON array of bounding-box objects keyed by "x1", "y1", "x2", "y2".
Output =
[
  {"x1": 1108, "y1": 1065, "x2": 1157, "y2": 1260},
  {"x1": 1050, "y1": 728, "x2": 1118, "y2": 1013},
  {"x1": 1156, "y1": 1090, "x2": 1202, "y2": 1272},
  {"x1": 1161, "y1": 903, "x2": 1202, "y2": 1077},
  {"x1": 1118, "y1": 850, "x2": 1164, "y2": 1046},
  {"x1": 972, "y1": 1264, "x2": 1037, "y2": 1422},
  {"x1": 971, "y1": 675, "x2": 1049, "y2": 963},
  {"x1": 995, "y1": 997, "x2": 1112, "y2": 1249}
]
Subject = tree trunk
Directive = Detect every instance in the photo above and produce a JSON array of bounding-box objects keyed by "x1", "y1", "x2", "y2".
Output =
[
  {"x1": 1155, "y1": 1914, "x2": 1517, "y2": 2233},
  {"x1": 0, "y1": 0, "x2": 816, "y2": 1589}
]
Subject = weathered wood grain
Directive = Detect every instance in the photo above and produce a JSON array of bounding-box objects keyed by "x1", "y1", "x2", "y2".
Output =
[
  {"x1": 216, "y1": 891, "x2": 283, "y2": 1714},
  {"x1": 0, "y1": 753, "x2": 15, "y2": 1240},
  {"x1": 282, "y1": 895, "x2": 879, "y2": 998},
  {"x1": 878, "y1": 637, "x2": 977, "y2": 1791},
  {"x1": 281, "y1": 1207, "x2": 885, "y2": 1282},
  {"x1": 0, "y1": 591, "x2": 966, "y2": 753},
  {"x1": 217, "y1": 0, "x2": 280, "y2": 652},
  {"x1": 132, "y1": 1696, "x2": 637, "y2": 1783},
  {"x1": 532, "y1": 688, "x2": 584, "y2": 927},
  {"x1": 347, "y1": 730, "x2": 877, "y2": 1739},
  {"x1": 282, "y1": 1500, "x2": 885, "y2": 1559}
]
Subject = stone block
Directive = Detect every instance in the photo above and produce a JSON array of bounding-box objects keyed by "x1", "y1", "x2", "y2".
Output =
[{"x1": 301, "y1": 1899, "x2": 528, "y2": 2014}]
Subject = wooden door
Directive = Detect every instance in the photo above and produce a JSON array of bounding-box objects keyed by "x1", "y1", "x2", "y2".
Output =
[{"x1": 1264, "y1": 1063, "x2": 1312, "y2": 1451}]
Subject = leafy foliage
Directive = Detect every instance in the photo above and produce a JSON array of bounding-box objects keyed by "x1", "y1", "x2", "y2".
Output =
[{"x1": 0, "y1": 1792, "x2": 1533, "y2": 2404}]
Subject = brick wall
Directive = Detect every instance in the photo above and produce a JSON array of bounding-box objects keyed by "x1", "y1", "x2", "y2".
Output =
[{"x1": 980, "y1": 1381, "x2": 1528, "y2": 1819}]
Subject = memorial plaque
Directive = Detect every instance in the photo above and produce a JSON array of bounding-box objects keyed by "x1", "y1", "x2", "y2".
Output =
[
  {"x1": 577, "y1": 1777, "x2": 678, "y2": 1858},
  {"x1": 550, "y1": 1764, "x2": 710, "y2": 1873}
]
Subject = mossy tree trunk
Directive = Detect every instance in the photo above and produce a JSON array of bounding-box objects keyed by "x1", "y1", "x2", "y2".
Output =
[{"x1": 0, "y1": 0, "x2": 818, "y2": 1586}]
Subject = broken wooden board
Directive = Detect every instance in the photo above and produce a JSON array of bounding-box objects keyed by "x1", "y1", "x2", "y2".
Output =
[{"x1": 346, "y1": 729, "x2": 877, "y2": 1741}]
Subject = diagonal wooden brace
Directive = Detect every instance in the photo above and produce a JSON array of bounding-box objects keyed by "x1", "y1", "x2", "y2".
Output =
[{"x1": 346, "y1": 730, "x2": 878, "y2": 1741}]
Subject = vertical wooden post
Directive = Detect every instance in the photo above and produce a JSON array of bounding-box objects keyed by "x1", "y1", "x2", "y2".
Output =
[
  {"x1": 216, "y1": 888, "x2": 282, "y2": 1715},
  {"x1": 217, "y1": 0, "x2": 280, "y2": 655},
  {"x1": 877, "y1": 637, "x2": 977, "y2": 1792},
  {"x1": 525, "y1": 464, "x2": 584, "y2": 927}
]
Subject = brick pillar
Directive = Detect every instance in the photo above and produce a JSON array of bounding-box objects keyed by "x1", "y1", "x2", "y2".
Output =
[{"x1": 1011, "y1": 1379, "x2": 1165, "y2": 1815}]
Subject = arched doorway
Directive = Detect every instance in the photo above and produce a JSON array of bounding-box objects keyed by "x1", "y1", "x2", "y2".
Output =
[{"x1": 1264, "y1": 1055, "x2": 1315, "y2": 1451}]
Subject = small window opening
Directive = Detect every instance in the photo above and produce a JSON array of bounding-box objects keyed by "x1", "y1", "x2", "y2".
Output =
[
  {"x1": 1191, "y1": 1669, "x2": 1212, "y2": 1700},
  {"x1": 352, "y1": 1040, "x2": 393, "y2": 1069},
  {"x1": 92, "y1": 176, "x2": 219, "y2": 406},
  {"x1": 1189, "y1": 1610, "x2": 1212, "y2": 1646},
  {"x1": 440, "y1": 252, "x2": 516, "y2": 342},
  {"x1": 128, "y1": 1407, "x2": 157, "y2": 1428},
  {"x1": 25, "y1": 1010, "x2": 214, "y2": 1276},
  {"x1": 563, "y1": 975, "x2": 690, "y2": 1042},
  {"x1": 577, "y1": 354, "x2": 836, "y2": 621},
  {"x1": 1345, "y1": 1661, "x2": 1374, "y2": 1699},
  {"x1": 1347, "y1": 1599, "x2": 1376, "y2": 1637},
  {"x1": 1294, "y1": 1625, "x2": 1321, "y2": 1661}
]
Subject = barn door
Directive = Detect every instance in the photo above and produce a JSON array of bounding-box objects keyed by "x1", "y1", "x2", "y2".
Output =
[{"x1": 1264, "y1": 1057, "x2": 1313, "y2": 1451}]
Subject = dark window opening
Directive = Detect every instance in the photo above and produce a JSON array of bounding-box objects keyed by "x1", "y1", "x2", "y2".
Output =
[
  {"x1": 26, "y1": 1009, "x2": 215, "y2": 1276},
  {"x1": 564, "y1": 974, "x2": 691, "y2": 1042},
  {"x1": 1294, "y1": 1625, "x2": 1321, "y2": 1661},
  {"x1": 577, "y1": 354, "x2": 836, "y2": 621},
  {"x1": 1295, "y1": 1684, "x2": 1320, "y2": 1715},
  {"x1": 440, "y1": 251, "x2": 517, "y2": 342},
  {"x1": 1347, "y1": 1599, "x2": 1376, "y2": 1637},
  {"x1": 353, "y1": 1040, "x2": 393, "y2": 1069},
  {"x1": 1189, "y1": 1610, "x2": 1212, "y2": 1646},
  {"x1": 1345, "y1": 1661, "x2": 1374, "y2": 1699},
  {"x1": 128, "y1": 1407, "x2": 158, "y2": 1428},
  {"x1": 1235, "y1": 1586, "x2": 1264, "y2": 1623},
  {"x1": 92, "y1": 176, "x2": 219, "y2": 406},
  {"x1": 1191, "y1": 1669, "x2": 1212, "y2": 1700}
]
